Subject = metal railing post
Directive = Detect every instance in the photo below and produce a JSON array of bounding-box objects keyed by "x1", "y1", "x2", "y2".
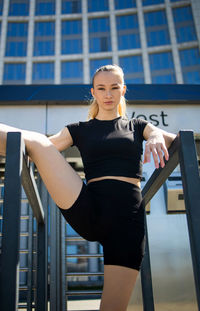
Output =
[
  {"x1": 140, "y1": 134, "x2": 180, "y2": 311},
  {"x1": 35, "y1": 177, "x2": 48, "y2": 311},
  {"x1": 0, "y1": 132, "x2": 23, "y2": 311},
  {"x1": 60, "y1": 214, "x2": 67, "y2": 311},
  {"x1": 140, "y1": 212, "x2": 155, "y2": 311},
  {"x1": 179, "y1": 130, "x2": 200, "y2": 309},
  {"x1": 50, "y1": 197, "x2": 64, "y2": 310},
  {"x1": 27, "y1": 204, "x2": 34, "y2": 311}
]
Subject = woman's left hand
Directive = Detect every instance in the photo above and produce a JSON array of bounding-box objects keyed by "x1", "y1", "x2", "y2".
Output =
[
  {"x1": 143, "y1": 123, "x2": 176, "y2": 169},
  {"x1": 143, "y1": 131, "x2": 169, "y2": 168}
]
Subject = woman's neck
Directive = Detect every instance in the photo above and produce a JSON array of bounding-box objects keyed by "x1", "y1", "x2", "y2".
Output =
[{"x1": 95, "y1": 112, "x2": 120, "y2": 121}]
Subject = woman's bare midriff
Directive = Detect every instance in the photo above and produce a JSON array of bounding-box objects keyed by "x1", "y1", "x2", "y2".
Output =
[{"x1": 87, "y1": 176, "x2": 141, "y2": 188}]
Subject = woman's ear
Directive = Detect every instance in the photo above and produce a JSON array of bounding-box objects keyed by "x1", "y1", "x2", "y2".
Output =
[
  {"x1": 91, "y1": 88, "x2": 95, "y2": 98},
  {"x1": 122, "y1": 84, "x2": 126, "y2": 96}
]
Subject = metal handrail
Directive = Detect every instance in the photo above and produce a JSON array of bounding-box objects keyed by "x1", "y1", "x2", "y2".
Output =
[
  {"x1": 0, "y1": 132, "x2": 47, "y2": 311},
  {"x1": 141, "y1": 131, "x2": 200, "y2": 311},
  {"x1": 22, "y1": 154, "x2": 44, "y2": 223}
]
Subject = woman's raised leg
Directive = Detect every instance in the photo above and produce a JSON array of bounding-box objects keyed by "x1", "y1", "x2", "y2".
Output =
[{"x1": 0, "y1": 123, "x2": 83, "y2": 210}]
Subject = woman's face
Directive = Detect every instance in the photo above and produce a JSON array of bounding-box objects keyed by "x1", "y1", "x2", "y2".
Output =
[{"x1": 91, "y1": 71, "x2": 126, "y2": 114}]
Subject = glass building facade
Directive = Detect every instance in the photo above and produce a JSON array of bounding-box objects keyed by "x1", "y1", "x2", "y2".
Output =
[{"x1": 0, "y1": 0, "x2": 199, "y2": 85}]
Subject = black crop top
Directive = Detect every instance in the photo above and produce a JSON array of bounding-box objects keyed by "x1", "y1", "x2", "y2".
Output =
[{"x1": 66, "y1": 116, "x2": 149, "y2": 182}]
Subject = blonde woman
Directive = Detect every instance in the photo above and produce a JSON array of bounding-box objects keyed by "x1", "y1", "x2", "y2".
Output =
[{"x1": 0, "y1": 65, "x2": 176, "y2": 311}]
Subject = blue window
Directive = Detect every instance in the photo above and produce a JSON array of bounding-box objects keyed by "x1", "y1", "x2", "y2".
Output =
[
  {"x1": 114, "y1": 0, "x2": 136, "y2": 9},
  {"x1": 67, "y1": 224, "x2": 79, "y2": 236},
  {"x1": 3, "y1": 63, "x2": 26, "y2": 84},
  {"x1": 117, "y1": 15, "x2": 140, "y2": 50},
  {"x1": 88, "y1": 0, "x2": 108, "y2": 12},
  {"x1": 6, "y1": 22, "x2": 28, "y2": 56},
  {"x1": 142, "y1": 0, "x2": 164, "y2": 5},
  {"x1": 182, "y1": 71, "x2": 200, "y2": 84},
  {"x1": 34, "y1": 22, "x2": 55, "y2": 56},
  {"x1": 90, "y1": 58, "x2": 112, "y2": 81},
  {"x1": 35, "y1": 0, "x2": 55, "y2": 15},
  {"x1": 149, "y1": 52, "x2": 176, "y2": 83},
  {"x1": 119, "y1": 55, "x2": 144, "y2": 83},
  {"x1": 61, "y1": 61, "x2": 83, "y2": 84},
  {"x1": 62, "y1": 0, "x2": 81, "y2": 13},
  {"x1": 67, "y1": 244, "x2": 78, "y2": 263},
  {"x1": 152, "y1": 74, "x2": 175, "y2": 84},
  {"x1": 9, "y1": 0, "x2": 29, "y2": 16},
  {"x1": 179, "y1": 48, "x2": 200, "y2": 84},
  {"x1": 89, "y1": 18, "x2": 111, "y2": 53},
  {"x1": 173, "y1": 6, "x2": 197, "y2": 43},
  {"x1": 0, "y1": 0, "x2": 3, "y2": 15},
  {"x1": 32, "y1": 62, "x2": 54, "y2": 83},
  {"x1": 144, "y1": 10, "x2": 170, "y2": 47},
  {"x1": 62, "y1": 20, "x2": 82, "y2": 54}
]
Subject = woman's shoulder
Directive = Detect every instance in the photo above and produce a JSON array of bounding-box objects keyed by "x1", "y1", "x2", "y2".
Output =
[
  {"x1": 67, "y1": 118, "x2": 93, "y2": 127},
  {"x1": 79, "y1": 118, "x2": 95, "y2": 126}
]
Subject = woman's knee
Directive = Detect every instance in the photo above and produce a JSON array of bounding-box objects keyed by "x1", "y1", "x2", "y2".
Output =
[{"x1": 23, "y1": 131, "x2": 52, "y2": 156}]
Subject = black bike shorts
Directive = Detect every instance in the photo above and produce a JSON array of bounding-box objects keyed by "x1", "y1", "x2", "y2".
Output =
[{"x1": 58, "y1": 179, "x2": 146, "y2": 271}]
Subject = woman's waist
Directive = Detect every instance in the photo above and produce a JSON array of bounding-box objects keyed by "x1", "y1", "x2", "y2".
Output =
[{"x1": 87, "y1": 176, "x2": 141, "y2": 188}]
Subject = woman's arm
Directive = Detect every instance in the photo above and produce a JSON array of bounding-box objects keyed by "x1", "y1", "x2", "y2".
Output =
[
  {"x1": 48, "y1": 127, "x2": 73, "y2": 152},
  {"x1": 143, "y1": 123, "x2": 176, "y2": 169}
]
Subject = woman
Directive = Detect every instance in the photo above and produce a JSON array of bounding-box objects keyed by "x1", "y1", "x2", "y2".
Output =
[{"x1": 0, "y1": 65, "x2": 176, "y2": 311}]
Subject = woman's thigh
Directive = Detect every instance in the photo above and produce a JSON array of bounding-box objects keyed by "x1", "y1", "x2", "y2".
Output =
[
  {"x1": 100, "y1": 265, "x2": 139, "y2": 311},
  {"x1": 26, "y1": 133, "x2": 83, "y2": 210},
  {"x1": 0, "y1": 124, "x2": 83, "y2": 210}
]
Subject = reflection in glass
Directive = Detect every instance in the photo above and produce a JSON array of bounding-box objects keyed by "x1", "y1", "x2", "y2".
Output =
[
  {"x1": 144, "y1": 10, "x2": 170, "y2": 47},
  {"x1": 19, "y1": 271, "x2": 27, "y2": 286},
  {"x1": 117, "y1": 14, "x2": 140, "y2": 50},
  {"x1": 114, "y1": 0, "x2": 136, "y2": 10},
  {"x1": 62, "y1": 20, "x2": 82, "y2": 54},
  {"x1": 88, "y1": 0, "x2": 108, "y2": 12},
  {"x1": 149, "y1": 52, "x2": 176, "y2": 83},
  {"x1": 32, "y1": 62, "x2": 54, "y2": 83},
  {"x1": 142, "y1": 0, "x2": 164, "y2": 5},
  {"x1": 35, "y1": 0, "x2": 55, "y2": 15},
  {"x1": 66, "y1": 240, "x2": 104, "y2": 286},
  {"x1": 6, "y1": 22, "x2": 28, "y2": 56},
  {"x1": 173, "y1": 6, "x2": 197, "y2": 43},
  {"x1": 180, "y1": 48, "x2": 200, "y2": 84},
  {"x1": 119, "y1": 55, "x2": 144, "y2": 83},
  {"x1": 9, "y1": 0, "x2": 29, "y2": 16},
  {"x1": 34, "y1": 21, "x2": 55, "y2": 56},
  {"x1": 0, "y1": 0, "x2": 3, "y2": 15},
  {"x1": 89, "y1": 17, "x2": 111, "y2": 53},
  {"x1": 61, "y1": 61, "x2": 83, "y2": 84},
  {"x1": 3, "y1": 63, "x2": 26, "y2": 84},
  {"x1": 62, "y1": 0, "x2": 82, "y2": 14}
]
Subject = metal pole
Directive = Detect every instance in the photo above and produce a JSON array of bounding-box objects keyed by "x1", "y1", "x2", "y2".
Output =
[
  {"x1": 60, "y1": 214, "x2": 67, "y2": 311},
  {"x1": 27, "y1": 204, "x2": 34, "y2": 311},
  {"x1": 35, "y1": 176, "x2": 48, "y2": 311},
  {"x1": 0, "y1": 132, "x2": 23, "y2": 311},
  {"x1": 50, "y1": 196, "x2": 58, "y2": 311},
  {"x1": 179, "y1": 130, "x2": 200, "y2": 309},
  {"x1": 140, "y1": 209, "x2": 155, "y2": 311}
]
